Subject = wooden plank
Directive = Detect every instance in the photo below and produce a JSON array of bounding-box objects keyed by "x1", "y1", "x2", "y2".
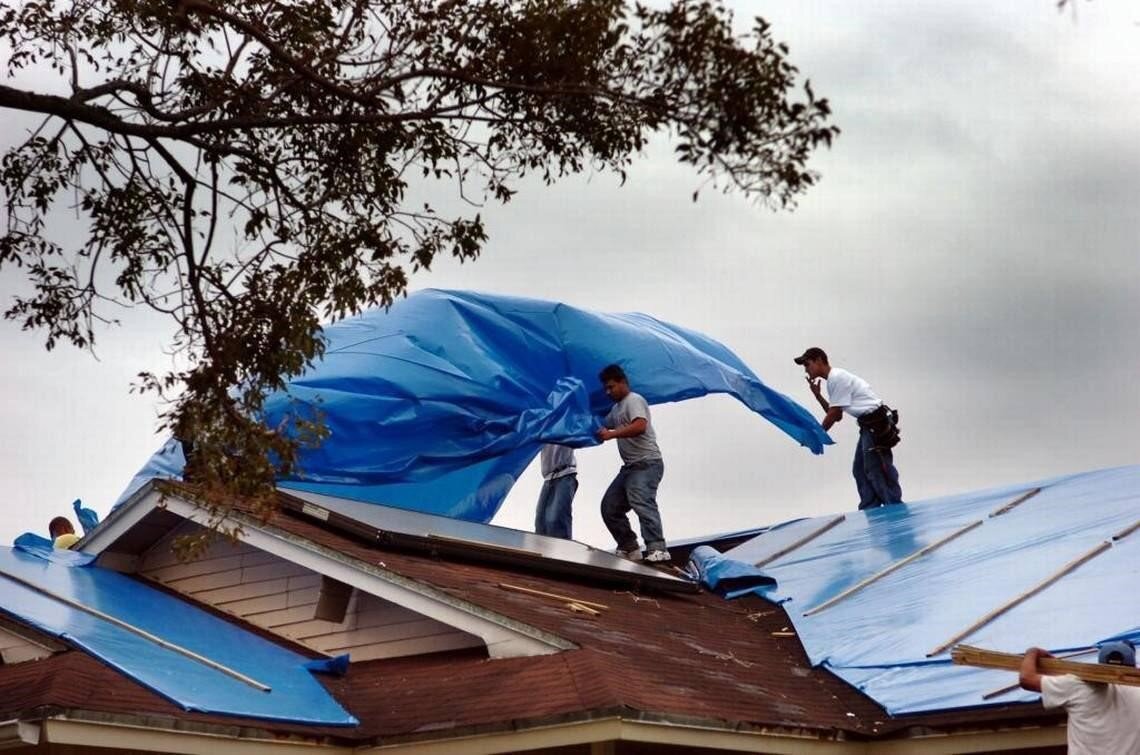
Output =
[
  {"x1": 953, "y1": 645, "x2": 1140, "y2": 687},
  {"x1": 144, "y1": 553, "x2": 247, "y2": 584},
  {"x1": 353, "y1": 600, "x2": 425, "y2": 628},
  {"x1": 982, "y1": 648, "x2": 1097, "y2": 700},
  {"x1": 160, "y1": 565, "x2": 245, "y2": 594},
  {"x1": 498, "y1": 583, "x2": 609, "y2": 610},
  {"x1": 287, "y1": 573, "x2": 322, "y2": 591},
  {"x1": 272, "y1": 616, "x2": 349, "y2": 638},
  {"x1": 324, "y1": 630, "x2": 483, "y2": 661},
  {"x1": 135, "y1": 520, "x2": 208, "y2": 570},
  {"x1": 754, "y1": 515, "x2": 846, "y2": 568},
  {"x1": 216, "y1": 585, "x2": 320, "y2": 616},
  {"x1": 927, "y1": 523, "x2": 1139, "y2": 657},
  {"x1": 299, "y1": 618, "x2": 453, "y2": 648},
  {"x1": 803, "y1": 520, "x2": 985, "y2": 617},
  {"x1": 988, "y1": 488, "x2": 1042, "y2": 518},
  {"x1": 244, "y1": 603, "x2": 322, "y2": 628},
  {"x1": 239, "y1": 560, "x2": 311, "y2": 584},
  {"x1": 140, "y1": 524, "x2": 261, "y2": 571},
  {"x1": 195, "y1": 578, "x2": 291, "y2": 605}
]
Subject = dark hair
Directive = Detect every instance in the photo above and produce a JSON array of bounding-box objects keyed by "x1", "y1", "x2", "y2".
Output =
[
  {"x1": 598, "y1": 363, "x2": 627, "y2": 384},
  {"x1": 49, "y1": 516, "x2": 74, "y2": 537}
]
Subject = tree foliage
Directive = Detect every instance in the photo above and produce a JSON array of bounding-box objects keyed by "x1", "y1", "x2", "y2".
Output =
[{"x1": 0, "y1": 0, "x2": 836, "y2": 518}]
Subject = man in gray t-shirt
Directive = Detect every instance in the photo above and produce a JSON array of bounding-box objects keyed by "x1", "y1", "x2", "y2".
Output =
[{"x1": 596, "y1": 364, "x2": 669, "y2": 563}]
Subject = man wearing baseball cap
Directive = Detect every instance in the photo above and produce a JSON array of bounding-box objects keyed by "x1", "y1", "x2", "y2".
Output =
[
  {"x1": 1019, "y1": 643, "x2": 1140, "y2": 754},
  {"x1": 794, "y1": 347, "x2": 902, "y2": 509}
]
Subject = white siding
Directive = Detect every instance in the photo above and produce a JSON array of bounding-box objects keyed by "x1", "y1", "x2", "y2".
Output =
[
  {"x1": 138, "y1": 523, "x2": 482, "y2": 661},
  {"x1": 0, "y1": 627, "x2": 55, "y2": 664}
]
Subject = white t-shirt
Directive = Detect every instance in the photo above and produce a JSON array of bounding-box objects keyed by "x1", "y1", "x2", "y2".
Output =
[
  {"x1": 825, "y1": 367, "x2": 882, "y2": 418},
  {"x1": 1041, "y1": 674, "x2": 1140, "y2": 755}
]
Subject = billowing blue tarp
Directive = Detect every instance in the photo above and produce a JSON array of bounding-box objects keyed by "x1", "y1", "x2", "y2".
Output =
[
  {"x1": 0, "y1": 544, "x2": 357, "y2": 725},
  {"x1": 723, "y1": 465, "x2": 1140, "y2": 715},
  {"x1": 118, "y1": 289, "x2": 830, "y2": 519}
]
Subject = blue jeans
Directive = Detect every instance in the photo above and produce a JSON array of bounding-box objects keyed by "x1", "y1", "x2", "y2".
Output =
[
  {"x1": 535, "y1": 474, "x2": 577, "y2": 539},
  {"x1": 854, "y1": 428, "x2": 903, "y2": 509},
  {"x1": 601, "y1": 459, "x2": 666, "y2": 551}
]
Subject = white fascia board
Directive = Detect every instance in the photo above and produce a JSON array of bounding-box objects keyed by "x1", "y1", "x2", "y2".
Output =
[
  {"x1": 160, "y1": 495, "x2": 574, "y2": 658},
  {"x1": 0, "y1": 720, "x2": 40, "y2": 750},
  {"x1": 42, "y1": 718, "x2": 349, "y2": 755},
  {"x1": 78, "y1": 483, "x2": 165, "y2": 557},
  {"x1": 361, "y1": 716, "x2": 1065, "y2": 755}
]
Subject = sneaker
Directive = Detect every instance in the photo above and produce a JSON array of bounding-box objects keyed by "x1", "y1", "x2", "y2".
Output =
[
  {"x1": 615, "y1": 547, "x2": 643, "y2": 561},
  {"x1": 644, "y1": 550, "x2": 672, "y2": 563}
]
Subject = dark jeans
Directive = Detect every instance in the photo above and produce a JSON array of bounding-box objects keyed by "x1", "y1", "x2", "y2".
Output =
[
  {"x1": 535, "y1": 474, "x2": 577, "y2": 539},
  {"x1": 854, "y1": 427, "x2": 903, "y2": 509},
  {"x1": 601, "y1": 459, "x2": 666, "y2": 551}
]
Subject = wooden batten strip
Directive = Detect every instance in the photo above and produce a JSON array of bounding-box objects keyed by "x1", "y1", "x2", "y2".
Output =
[
  {"x1": 954, "y1": 644, "x2": 1140, "y2": 688},
  {"x1": 928, "y1": 519, "x2": 1140, "y2": 657},
  {"x1": 498, "y1": 583, "x2": 609, "y2": 610},
  {"x1": 988, "y1": 487, "x2": 1042, "y2": 518},
  {"x1": 803, "y1": 519, "x2": 985, "y2": 617},
  {"x1": 0, "y1": 568, "x2": 270, "y2": 692},
  {"x1": 754, "y1": 514, "x2": 846, "y2": 568}
]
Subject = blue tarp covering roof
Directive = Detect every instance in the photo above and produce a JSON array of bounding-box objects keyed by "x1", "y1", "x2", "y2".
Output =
[
  {"x1": 0, "y1": 543, "x2": 357, "y2": 726},
  {"x1": 117, "y1": 289, "x2": 830, "y2": 519},
  {"x1": 722, "y1": 465, "x2": 1140, "y2": 715}
]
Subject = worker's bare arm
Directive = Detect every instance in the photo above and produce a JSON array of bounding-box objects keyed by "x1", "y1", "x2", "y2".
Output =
[
  {"x1": 807, "y1": 377, "x2": 830, "y2": 412},
  {"x1": 597, "y1": 417, "x2": 648, "y2": 442},
  {"x1": 821, "y1": 406, "x2": 844, "y2": 431},
  {"x1": 1019, "y1": 647, "x2": 1054, "y2": 692}
]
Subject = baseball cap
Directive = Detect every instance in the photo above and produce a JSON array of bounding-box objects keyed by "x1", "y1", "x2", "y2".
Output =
[
  {"x1": 793, "y1": 347, "x2": 828, "y2": 365},
  {"x1": 1098, "y1": 640, "x2": 1137, "y2": 667}
]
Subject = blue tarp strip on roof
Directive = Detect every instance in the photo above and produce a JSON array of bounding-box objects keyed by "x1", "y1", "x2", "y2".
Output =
[
  {"x1": 722, "y1": 465, "x2": 1140, "y2": 715},
  {"x1": 0, "y1": 545, "x2": 357, "y2": 726},
  {"x1": 116, "y1": 289, "x2": 831, "y2": 519}
]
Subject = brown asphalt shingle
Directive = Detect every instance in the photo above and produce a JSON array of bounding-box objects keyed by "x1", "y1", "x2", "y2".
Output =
[{"x1": 0, "y1": 493, "x2": 1061, "y2": 746}]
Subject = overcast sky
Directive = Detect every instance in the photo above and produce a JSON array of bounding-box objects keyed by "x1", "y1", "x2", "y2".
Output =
[{"x1": 2, "y1": 1, "x2": 1138, "y2": 550}]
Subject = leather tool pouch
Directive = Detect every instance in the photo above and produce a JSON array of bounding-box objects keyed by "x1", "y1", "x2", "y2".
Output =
[{"x1": 858, "y1": 405, "x2": 901, "y2": 449}]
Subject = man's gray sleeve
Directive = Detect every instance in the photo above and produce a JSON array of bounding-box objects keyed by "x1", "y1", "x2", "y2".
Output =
[{"x1": 627, "y1": 393, "x2": 650, "y2": 421}]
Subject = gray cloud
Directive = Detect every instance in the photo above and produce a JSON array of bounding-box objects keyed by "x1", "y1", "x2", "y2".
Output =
[{"x1": 2, "y1": 1, "x2": 1138, "y2": 550}]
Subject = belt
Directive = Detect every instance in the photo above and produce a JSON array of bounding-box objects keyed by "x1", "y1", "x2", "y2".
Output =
[{"x1": 857, "y1": 404, "x2": 890, "y2": 427}]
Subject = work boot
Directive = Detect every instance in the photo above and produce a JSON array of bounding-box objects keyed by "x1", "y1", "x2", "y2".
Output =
[
  {"x1": 614, "y1": 546, "x2": 643, "y2": 561},
  {"x1": 644, "y1": 550, "x2": 671, "y2": 563}
]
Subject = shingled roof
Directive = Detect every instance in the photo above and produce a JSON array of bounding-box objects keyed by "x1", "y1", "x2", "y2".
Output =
[{"x1": 0, "y1": 487, "x2": 1068, "y2": 754}]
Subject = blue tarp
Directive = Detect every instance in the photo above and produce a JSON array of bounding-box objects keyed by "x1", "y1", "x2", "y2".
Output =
[
  {"x1": 118, "y1": 289, "x2": 830, "y2": 519},
  {"x1": 723, "y1": 465, "x2": 1140, "y2": 715},
  {"x1": 0, "y1": 544, "x2": 357, "y2": 726},
  {"x1": 687, "y1": 545, "x2": 776, "y2": 596}
]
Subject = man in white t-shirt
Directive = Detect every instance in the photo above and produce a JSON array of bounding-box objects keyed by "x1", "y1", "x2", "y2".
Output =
[
  {"x1": 1019, "y1": 645, "x2": 1140, "y2": 755},
  {"x1": 794, "y1": 347, "x2": 902, "y2": 509}
]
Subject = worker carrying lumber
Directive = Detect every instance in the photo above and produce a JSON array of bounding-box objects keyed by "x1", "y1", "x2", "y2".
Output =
[
  {"x1": 534, "y1": 444, "x2": 578, "y2": 539},
  {"x1": 1019, "y1": 644, "x2": 1140, "y2": 754},
  {"x1": 794, "y1": 347, "x2": 902, "y2": 509}
]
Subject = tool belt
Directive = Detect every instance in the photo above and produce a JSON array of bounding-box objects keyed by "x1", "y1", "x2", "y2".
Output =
[{"x1": 857, "y1": 404, "x2": 901, "y2": 449}]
